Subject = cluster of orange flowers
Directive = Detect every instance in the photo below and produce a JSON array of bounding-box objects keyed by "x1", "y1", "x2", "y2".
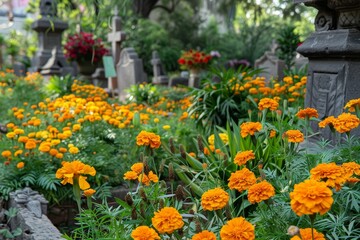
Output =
[
  {"x1": 123, "y1": 162, "x2": 159, "y2": 186},
  {"x1": 136, "y1": 131, "x2": 161, "y2": 149},
  {"x1": 319, "y1": 112, "x2": 360, "y2": 133},
  {"x1": 240, "y1": 121, "x2": 262, "y2": 138}
]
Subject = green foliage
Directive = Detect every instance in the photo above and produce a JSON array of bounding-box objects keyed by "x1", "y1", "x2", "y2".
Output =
[
  {"x1": 276, "y1": 25, "x2": 301, "y2": 71},
  {"x1": 127, "y1": 83, "x2": 160, "y2": 105},
  {"x1": 43, "y1": 74, "x2": 75, "y2": 98},
  {"x1": 0, "y1": 208, "x2": 22, "y2": 239}
]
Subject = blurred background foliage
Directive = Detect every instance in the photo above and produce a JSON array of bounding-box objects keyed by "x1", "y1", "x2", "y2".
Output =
[{"x1": 1, "y1": 0, "x2": 315, "y2": 75}]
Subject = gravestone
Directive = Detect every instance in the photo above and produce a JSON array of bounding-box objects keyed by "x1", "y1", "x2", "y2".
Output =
[
  {"x1": 40, "y1": 47, "x2": 61, "y2": 83},
  {"x1": 107, "y1": 7, "x2": 126, "y2": 90},
  {"x1": 13, "y1": 62, "x2": 26, "y2": 77},
  {"x1": 117, "y1": 48, "x2": 146, "y2": 100},
  {"x1": 31, "y1": 0, "x2": 73, "y2": 76},
  {"x1": 169, "y1": 71, "x2": 189, "y2": 87},
  {"x1": 295, "y1": 0, "x2": 360, "y2": 140},
  {"x1": 151, "y1": 51, "x2": 169, "y2": 85},
  {"x1": 255, "y1": 42, "x2": 286, "y2": 82}
]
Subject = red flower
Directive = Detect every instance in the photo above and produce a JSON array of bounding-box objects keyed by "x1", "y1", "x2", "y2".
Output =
[{"x1": 178, "y1": 49, "x2": 212, "y2": 70}]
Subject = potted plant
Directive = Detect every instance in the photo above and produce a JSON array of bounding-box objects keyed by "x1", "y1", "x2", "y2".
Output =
[{"x1": 64, "y1": 32, "x2": 108, "y2": 76}]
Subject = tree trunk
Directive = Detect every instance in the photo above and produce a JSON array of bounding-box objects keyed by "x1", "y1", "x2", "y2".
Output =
[{"x1": 133, "y1": 0, "x2": 160, "y2": 18}]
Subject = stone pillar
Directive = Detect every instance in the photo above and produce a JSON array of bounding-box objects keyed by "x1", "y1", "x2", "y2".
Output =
[
  {"x1": 295, "y1": 0, "x2": 360, "y2": 140},
  {"x1": 31, "y1": 0, "x2": 73, "y2": 76}
]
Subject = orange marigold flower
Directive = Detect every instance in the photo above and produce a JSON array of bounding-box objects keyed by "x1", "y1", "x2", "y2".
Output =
[
  {"x1": 18, "y1": 136, "x2": 29, "y2": 143},
  {"x1": 233, "y1": 150, "x2": 255, "y2": 166},
  {"x1": 269, "y1": 130, "x2": 276, "y2": 138},
  {"x1": 318, "y1": 116, "x2": 336, "y2": 129},
  {"x1": 310, "y1": 162, "x2": 348, "y2": 191},
  {"x1": 342, "y1": 162, "x2": 360, "y2": 176},
  {"x1": 290, "y1": 228, "x2": 325, "y2": 240},
  {"x1": 201, "y1": 187, "x2": 229, "y2": 211},
  {"x1": 131, "y1": 163, "x2": 144, "y2": 174},
  {"x1": 25, "y1": 139, "x2": 37, "y2": 150},
  {"x1": 228, "y1": 168, "x2": 257, "y2": 192},
  {"x1": 333, "y1": 113, "x2": 360, "y2": 133},
  {"x1": 138, "y1": 171, "x2": 158, "y2": 186},
  {"x1": 14, "y1": 150, "x2": 23, "y2": 157},
  {"x1": 240, "y1": 122, "x2": 262, "y2": 138},
  {"x1": 1, "y1": 150, "x2": 12, "y2": 158},
  {"x1": 290, "y1": 179, "x2": 333, "y2": 216},
  {"x1": 283, "y1": 130, "x2": 304, "y2": 143},
  {"x1": 131, "y1": 226, "x2": 160, "y2": 240},
  {"x1": 55, "y1": 160, "x2": 96, "y2": 190},
  {"x1": 151, "y1": 207, "x2": 184, "y2": 234},
  {"x1": 192, "y1": 230, "x2": 216, "y2": 240},
  {"x1": 296, "y1": 108, "x2": 319, "y2": 119},
  {"x1": 220, "y1": 217, "x2": 255, "y2": 240},
  {"x1": 39, "y1": 143, "x2": 51, "y2": 152},
  {"x1": 344, "y1": 98, "x2": 360, "y2": 112},
  {"x1": 83, "y1": 188, "x2": 96, "y2": 197},
  {"x1": 136, "y1": 131, "x2": 161, "y2": 149},
  {"x1": 258, "y1": 98, "x2": 279, "y2": 111},
  {"x1": 16, "y1": 162, "x2": 25, "y2": 169},
  {"x1": 247, "y1": 180, "x2": 275, "y2": 204}
]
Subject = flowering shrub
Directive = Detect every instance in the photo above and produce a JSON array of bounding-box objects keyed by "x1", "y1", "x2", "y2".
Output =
[
  {"x1": 177, "y1": 49, "x2": 212, "y2": 70},
  {"x1": 64, "y1": 32, "x2": 108, "y2": 64}
]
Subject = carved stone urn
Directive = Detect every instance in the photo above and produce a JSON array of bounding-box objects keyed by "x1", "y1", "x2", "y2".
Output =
[{"x1": 295, "y1": 0, "x2": 360, "y2": 141}]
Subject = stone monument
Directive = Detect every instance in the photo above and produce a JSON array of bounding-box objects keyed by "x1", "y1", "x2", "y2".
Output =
[
  {"x1": 295, "y1": 0, "x2": 360, "y2": 140},
  {"x1": 107, "y1": 7, "x2": 126, "y2": 91},
  {"x1": 117, "y1": 48, "x2": 146, "y2": 100},
  {"x1": 31, "y1": 0, "x2": 72, "y2": 76},
  {"x1": 255, "y1": 42, "x2": 286, "y2": 82},
  {"x1": 151, "y1": 50, "x2": 169, "y2": 85}
]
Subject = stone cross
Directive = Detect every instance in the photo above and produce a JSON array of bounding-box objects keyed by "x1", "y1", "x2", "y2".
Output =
[
  {"x1": 107, "y1": 7, "x2": 126, "y2": 65},
  {"x1": 295, "y1": 0, "x2": 360, "y2": 141}
]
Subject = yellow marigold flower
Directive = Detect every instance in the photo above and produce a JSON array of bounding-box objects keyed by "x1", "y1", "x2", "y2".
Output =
[
  {"x1": 153, "y1": 118, "x2": 160, "y2": 123},
  {"x1": 6, "y1": 132, "x2": 16, "y2": 139},
  {"x1": 208, "y1": 133, "x2": 229, "y2": 145},
  {"x1": 233, "y1": 150, "x2": 255, "y2": 166},
  {"x1": 247, "y1": 180, "x2": 275, "y2": 204},
  {"x1": 318, "y1": 116, "x2": 336, "y2": 129},
  {"x1": 283, "y1": 76, "x2": 293, "y2": 84},
  {"x1": 69, "y1": 146, "x2": 79, "y2": 154},
  {"x1": 240, "y1": 122, "x2": 262, "y2": 138},
  {"x1": 290, "y1": 228, "x2": 325, "y2": 240},
  {"x1": 296, "y1": 108, "x2": 319, "y2": 119},
  {"x1": 14, "y1": 128, "x2": 24, "y2": 135},
  {"x1": 131, "y1": 226, "x2": 160, "y2": 240},
  {"x1": 55, "y1": 160, "x2": 96, "y2": 190},
  {"x1": 162, "y1": 125, "x2": 171, "y2": 130},
  {"x1": 283, "y1": 130, "x2": 304, "y2": 143},
  {"x1": 310, "y1": 162, "x2": 348, "y2": 191},
  {"x1": 290, "y1": 179, "x2": 333, "y2": 216},
  {"x1": 14, "y1": 150, "x2": 23, "y2": 157},
  {"x1": 201, "y1": 187, "x2": 229, "y2": 211},
  {"x1": 136, "y1": 131, "x2": 161, "y2": 149},
  {"x1": 17, "y1": 162, "x2": 25, "y2": 169},
  {"x1": 333, "y1": 113, "x2": 360, "y2": 133},
  {"x1": 72, "y1": 124, "x2": 81, "y2": 132},
  {"x1": 220, "y1": 217, "x2": 255, "y2": 240},
  {"x1": 344, "y1": 98, "x2": 360, "y2": 112},
  {"x1": 83, "y1": 188, "x2": 96, "y2": 197},
  {"x1": 228, "y1": 168, "x2": 257, "y2": 192},
  {"x1": 124, "y1": 171, "x2": 139, "y2": 180},
  {"x1": 152, "y1": 207, "x2": 184, "y2": 234},
  {"x1": 131, "y1": 163, "x2": 144, "y2": 174},
  {"x1": 25, "y1": 139, "x2": 37, "y2": 150},
  {"x1": 342, "y1": 162, "x2": 360, "y2": 176},
  {"x1": 1, "y1": 150, "x2": 12, "y2": 158},
  {"x1": 258, "y1": 98, "x2": 279, "y2": 111},
  {"x1": 6, "y1": 123, "x2": 15, "y2": 128},
  {"x1": 192, "y1": 230, "x2": 216, "y2": 240},
  {"x1": 249, "y1": 87, "x2": 258, "y2": 94}
]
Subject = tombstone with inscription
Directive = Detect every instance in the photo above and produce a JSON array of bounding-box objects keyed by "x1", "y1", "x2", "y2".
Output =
[
  {"x1": 31, "y1": 0, "x2": 72, "y2": 76},
  {"x1": 150, "y1": 51, "x2": 169, "y2": 85},
  {"x1": 117, "y1": 48, "x2": 147, "y2": 100},
  {"x1": 255, "y1": 42, "x2": 286, "y2": 82},
  {"x1": 295, "y1": 0, "x2": 360, "y2": 140}
]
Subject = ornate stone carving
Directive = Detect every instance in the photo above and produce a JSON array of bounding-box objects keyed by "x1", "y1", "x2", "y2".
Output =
[{"x1": 315, "y1": 10, "x2": 335, "y2": 31}]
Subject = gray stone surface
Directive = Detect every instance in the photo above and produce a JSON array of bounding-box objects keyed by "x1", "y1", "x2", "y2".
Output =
[
  {"x1": 296, "y1": 0, "x2": 360, "y2": 141},
  {"x1": 8, "y1": 188, "x2": 63, "y2": 240},
  {"x1": 117, "y1": 47, "x2": 147, "y2": 100},
  {"x1": 30, "y1": 0, "x2": 72, "y2": 76},
  {"x1": 169, "y1": 77, "x2": 189, "y2": 87},
  {"x1": 13, "y1": 62, "x2": 26, "y2": 77},
  {"x1": 151, "y1": 50, "x2": 169, "y2": 85},
  {"x1": 255, "y1": 43, "x2": 286, "y2": 82}
]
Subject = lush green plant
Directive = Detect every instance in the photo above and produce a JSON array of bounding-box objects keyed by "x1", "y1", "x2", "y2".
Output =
[
  {"x1": 0, "y1": 207, "x2": 22, "y2": 239},
  {"x1": 276, "y1": 25, "x2": 301, "y2": 71},
  {"x1": 127, "y1": 83, "x2": 160, "y2": 105},
  {"x1": 43, "y1": 74, "x2": 75, "y2": 98}
]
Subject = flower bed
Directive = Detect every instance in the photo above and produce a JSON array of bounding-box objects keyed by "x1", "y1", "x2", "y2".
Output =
[{"x1": 0, "y1": 69, "x2": 360, "y2": 239}]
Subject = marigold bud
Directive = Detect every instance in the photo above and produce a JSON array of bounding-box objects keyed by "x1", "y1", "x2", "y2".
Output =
[
  {"x1": 179, "y1": 144, "x2": 186, "y2": 160},
  {"x1": 139, "y1": 187, "x2": 148, "y2": 203},
  {"x1": 197, "y1": 135, "x2": 204, "y2": 153},
  {"x1": 169, "y1": 138, "x2": 176, "y2": 154},
  {"x1": 131, "y1": 207, "x2": 137, "y2": 220},
  {"x1": 125, "y1": 193, "x2": 133, "y2": 206},
  {"x1": 168, "y1": 163, "x2": 175, "y2": 181},
  {"x1": 175, "y1": 185, "x2": 185, "y2": 201}
]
